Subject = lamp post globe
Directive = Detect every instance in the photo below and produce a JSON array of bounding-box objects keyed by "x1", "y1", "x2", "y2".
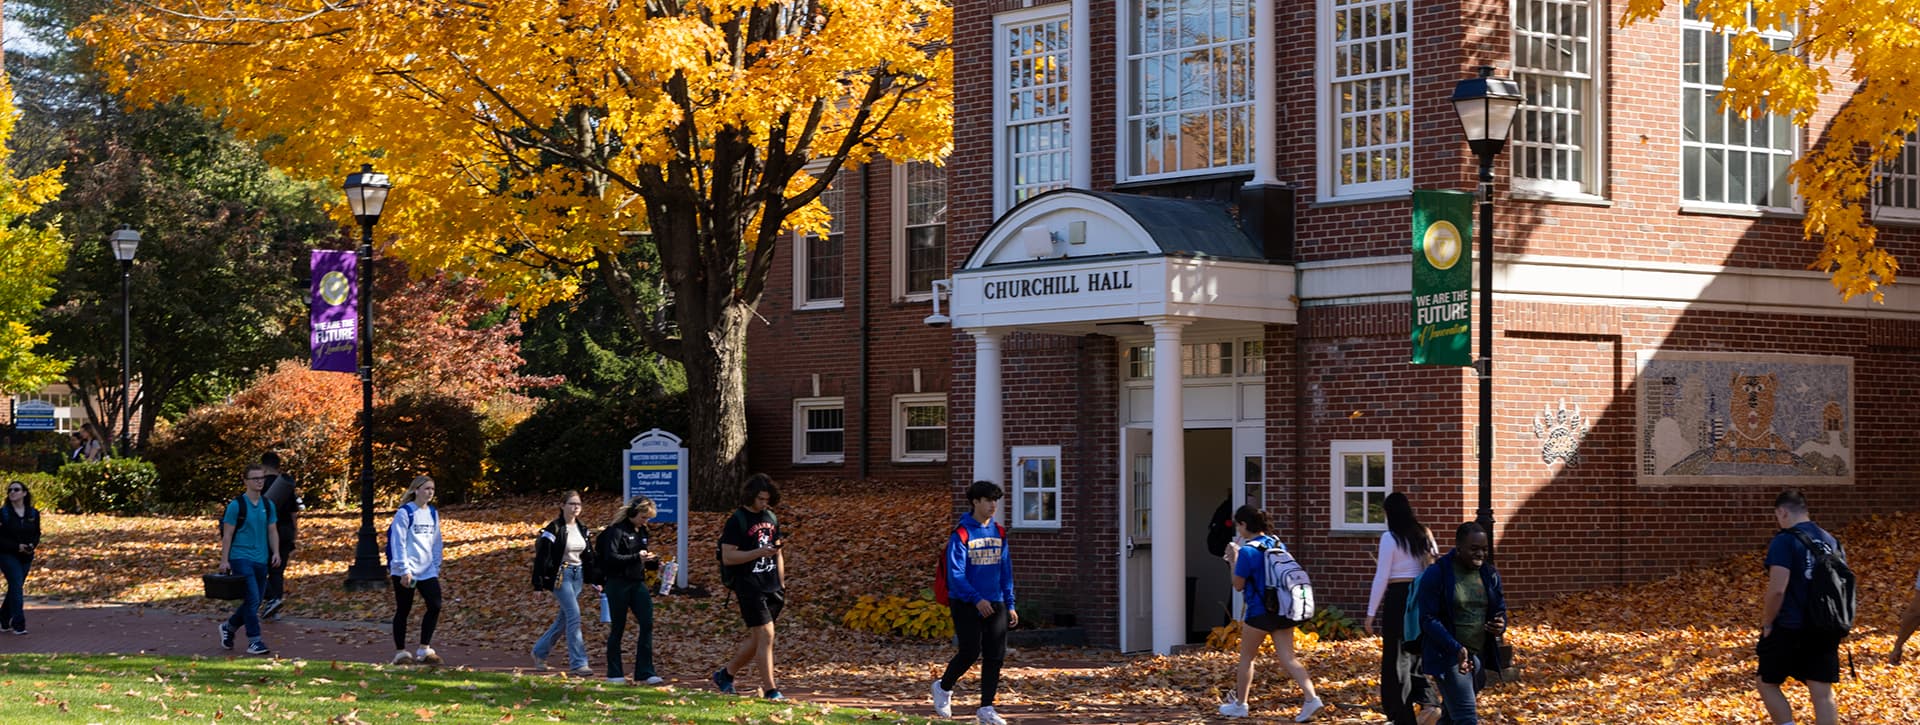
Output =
[
  {"x1": 1450, "y1": 67, "x2": 1523, "y2": 558},
  {"x1": 342, "y1": 164, "x2": 393, "y2": 592},
  {"x1": 109, "y1": 227, "x2": 140, "y2": 456}
]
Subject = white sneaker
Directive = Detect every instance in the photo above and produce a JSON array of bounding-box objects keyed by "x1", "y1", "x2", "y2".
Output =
[
  {"x1": 931, "y1": 679, "x2": 953, "y2": 717},
  {"x1": 1294, "y1": 696, "x2": 1324, "y2": 722},
  {"x1": 1218, "y1": 700, "x2": 1249, "y2": 718},
  {"x1": 389, "y1": 650, "x2": 414, "y2": 666},
  {"x1": 974, "y1": 706, "x2": 1006, "y2": 725},
  {"x1": 606, "y1": 677, "x2": 625, "y2": 685},
  {"x1": 641, "y1": 676, "x2": 665, "y2": 685},
  {"x1": 416, "y1": 646, "x2": 441, "y2": 665}
]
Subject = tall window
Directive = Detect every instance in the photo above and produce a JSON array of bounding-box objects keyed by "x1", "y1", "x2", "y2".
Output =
[
  {"x1": 793, "y1": 398, "x2": 845, "y2": 464},
  {"x1": 1321, "y1": 0, "x2": 1412, "y2": 199},
  {"x1": 1875, "y1": 131, "x2": 1920, "y2": 221},
  {"x1": 1513, "y1": 0, "x2": 1602, "y2": 196},
  {"x1": 893, "y1": 394, "x2": 948, "y2": 462},
  {"x1": 795, "y1": 177, "x2": 844, "y2": 308},
  {"x1": 1329, "y1": 440, "x2": 1391, "y2": 531},
  {"x1": 896, "y1": 161, "x2": 947, "y2": 298},
  {"x1": 1012, "y1": 445, "x2": 1063, "y2": 528},
  {"x1": 1680, "y1": 5, "x2": 1796, "y2": 209},
  {"x1": 998, "y1": 10, "x2": 1073, "y2": 210},
  {"x1": 1123, "y1": 0, "x2": 1255, "y2": 180}
]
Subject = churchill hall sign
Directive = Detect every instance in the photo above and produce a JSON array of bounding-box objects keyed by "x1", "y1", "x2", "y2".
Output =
[{"x1": 981, "y1": 269, "x2": 1136, "y2": 300}]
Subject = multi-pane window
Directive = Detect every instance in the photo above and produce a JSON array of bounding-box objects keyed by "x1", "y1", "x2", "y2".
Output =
[
  {"x1": 797, "y1": 179, "x2": 844, "y2": 306},
  {"x1": 1013, "y1": 445, "x2": 1063, "y2": 527},
  {"x1": 1128, "y1": 339, "x2": 1267, "y2": 379},
  {"x1": 893, "y1": 394, "x2": 948, "y2": 462},
  {"x1": 1680, "y1": 4, "x2": 1796, "y2": 208},
  {"x1": 999, "y1": 12, "x2": 1073, "y2": 209},
  {"x1": 794, "y1": 398, "x2": 845, "y2": 463},
  {"x1": 1875, "y1": 131, "x2": 1920, "y2": 219},
  {"x1": 1124, "y1": 0, "x2": 1255, "y2": 179},
  {"x1": 1513, "y1": 0, "x2": 1600, "y2": 195},
  {"x1": 1324, "y1": 0, "x2": 1412, "y2": 197},
  {"x1": 1330, "y1": 440, "x2": 1391, "y2": 531},
  {"x1": 900, "y1": 162, "x2": 947, "y2": 297}
]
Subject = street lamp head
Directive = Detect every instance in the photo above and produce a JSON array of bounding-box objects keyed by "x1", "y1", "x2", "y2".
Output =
[
  {"x1": 109, "y1": 226, "x2": 141, "y2": 262},
  {"x1": 342, "y1": 163, "x2": 393, "y2": 226},
  {"x1": 1450, "y1": 66, "x2": 1526, "y2": 160}
]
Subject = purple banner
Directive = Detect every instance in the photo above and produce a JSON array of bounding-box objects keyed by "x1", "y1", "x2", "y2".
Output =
[{"x1": 310, "y1": 250, "x2": 359, "y2": 373}]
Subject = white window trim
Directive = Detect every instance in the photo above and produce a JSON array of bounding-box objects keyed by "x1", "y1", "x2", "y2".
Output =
[
  {"x1": 792, "y1": 161, "x2": 845, "y2": 311},
  {"x1": 792, "y1": 397, "x2": 846, "y2": 464},
  {"x1": 994, "y1": 5, "x2": 1078, "y2": 217},
  {"x1": 891, "y1": 393, "x2": 948, "y2": 462},
  {"x1": 1011, "y1": 444, "x2": 1064, "y2": 529},
  {"x1": 1315, "y1": 0, "x2": 1414, "y2": 202},
  {"x1": 1874, "y1": 131, "x2": 1920, "y2": 224},
  {"x1": 1115, "y1": 0, "x2": 1258, "y2": 185},
  {"x1": 1329, "y1": 439, "x2": 1392, "y2": 532},
  {"x1": 1509, "y1": 0, "x2": 1606, "y2": 199},
  {"x1": 892, "y1": 161, "x2": 945, "y2": 302},
  {"x1": 1676, "y1": 14, "x2": 1800, "y2": 213}
]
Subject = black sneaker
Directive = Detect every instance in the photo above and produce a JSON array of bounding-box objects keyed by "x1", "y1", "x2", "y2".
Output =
[
  {"x1": 219, "y1": 623, "x2": 234, "y2": 650},
  {"x1": 245, "y1": 641, "x2": 271, "y2": 656},
  {"x1": 710, "y1": 669, "x2": 736, "y2": 695},
  {"x1": 259, "y1": 598, "x2": 284, "y2": 620},
  {"x1": 763, "y1": 689, "x2": 785, "y2": 701}
]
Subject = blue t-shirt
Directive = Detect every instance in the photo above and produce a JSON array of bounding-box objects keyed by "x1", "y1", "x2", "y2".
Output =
[
  {"x1": 222, "y1": 496, "x2": 276, "y2": 564},
  {"x1": 1764, "y1": 521, "x2": 1841, "y2": 630},
  {"x1": 1234, "y1": 535, "x2": 1278, "y2": 619}
]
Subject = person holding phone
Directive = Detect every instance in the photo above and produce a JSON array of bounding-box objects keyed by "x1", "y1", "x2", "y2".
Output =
[
  {"x1": 712, "y1": 474, "x2": 786, "y2": 700},
  {"x1": 388, "y1": 475, "x2": 445, "y2": 666},
  {"x1": 2, "y1": 479, "x2": 43, "y2": 635},
  {"x1": 1415, "y1": 522, "x2": 1508, "y2": 725}
]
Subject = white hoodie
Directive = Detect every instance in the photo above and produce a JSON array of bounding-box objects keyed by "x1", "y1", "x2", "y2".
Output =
[{"x1": 387, "y1": 501, "x2": 443, "y2": 580}]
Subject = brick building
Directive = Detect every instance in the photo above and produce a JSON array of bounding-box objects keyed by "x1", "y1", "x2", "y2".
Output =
[{"x1": 748, "y1": 0, "x2": 1920, "y2": 652}]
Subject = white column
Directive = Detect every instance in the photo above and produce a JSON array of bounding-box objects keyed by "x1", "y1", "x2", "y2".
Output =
[
  {"x1": 1070, "y1": 0, "x2": 1091, "y2": 189},
  {"x1": 1250, "y1": 0, "x2": 1277, "y2": 186},
  {"x1": 971, "y1": 329, "x2": 1007, "y2": 520},
  {"x1": 1148, "y1": 317, "x2": 1188, "y2": 655}
]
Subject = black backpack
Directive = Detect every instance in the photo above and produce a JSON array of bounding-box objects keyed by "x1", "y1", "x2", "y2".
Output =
[
  {"x1": 1786, "y1": 528, "x2": 1856, "y2": 635},
  {"x1": 715, "y1": 509, "x2": 759, "y2": 590},
  {"x1": 218, "y1": 496, "x2": 274, "y2": 551}
]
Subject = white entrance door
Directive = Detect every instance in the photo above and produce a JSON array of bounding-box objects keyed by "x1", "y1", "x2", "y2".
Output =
[
  {"x1": 1228, "y1": 425, "x2": 1264, "y2": 620},
  {"x1": 1121, "y1": 426, "x2": 1153, "y2": 652}
]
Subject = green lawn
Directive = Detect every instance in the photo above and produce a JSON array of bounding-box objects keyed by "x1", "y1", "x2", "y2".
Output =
[{"x1": 0, "y1": 654, "x2": 923, "y2": 724}]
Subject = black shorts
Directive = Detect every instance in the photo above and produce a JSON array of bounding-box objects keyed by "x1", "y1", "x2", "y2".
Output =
[
  {"x1": 1756, "y1": 627, "x2": 1841, "y2": 684},
  {"x1": 737, "y1": 589, "x2": 785, "y2": 627},
  {"x1": 1245, "y1": 612, "x2": 1297, "y2": 633}
]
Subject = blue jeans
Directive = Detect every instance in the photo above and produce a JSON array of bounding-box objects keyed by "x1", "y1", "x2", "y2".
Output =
[
  {"x1": 1, "y1": 554, "x2": 28, "y2": 631},
  {"x1": 605, "y1": 577, "x2": 654, "y2": 680},
  {"x1": 1433, "y1": 653, "x2": 1486, "y2": 725},
  {"x1": 532, "y1": 566, "x2": 588, "y2": 669},
  {"x1": 224, "y1": 558, "x2": 269, "y2": 641}
]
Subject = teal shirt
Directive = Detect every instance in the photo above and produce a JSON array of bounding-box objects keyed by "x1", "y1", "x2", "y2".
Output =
[{"x1": 222, "y1": 496, "x2": 276, "y2": 564}]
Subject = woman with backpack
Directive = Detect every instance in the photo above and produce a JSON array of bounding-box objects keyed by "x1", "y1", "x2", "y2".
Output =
[
  {"x1": 1219, "y1": 505, "x2": 1322, "y2": 722},
  {"x1": 388, "y1": 475, "x2": 444, "y2": 666},
  {"x1": 1365, "y1": 492, "x2": 1441, "y2": 725},
  {"x1": 530, "y1": 490, "x2": 598, "y2": 676},
  {"x1": 597, "y1": 497, "x2": 663, "y2": 685}
]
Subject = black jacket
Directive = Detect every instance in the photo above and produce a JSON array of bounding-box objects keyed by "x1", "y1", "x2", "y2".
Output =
[
  {"x1": 1, "y1": 504, "x2": 41, "y2": 565},
  {"x1": 262, "y1": 473, "x2": 298, "y2": 551},
  {"x1": 594, "y1": 520, "x2": 655, "y2": 583},
  {"x1": 531, "y1": 517, "x2": 596, "y2": 592}
]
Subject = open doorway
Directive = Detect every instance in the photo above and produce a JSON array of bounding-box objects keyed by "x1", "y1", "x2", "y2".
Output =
[{"x1": 1184, "y1": 428, "x2": 1232, "y2": 643}]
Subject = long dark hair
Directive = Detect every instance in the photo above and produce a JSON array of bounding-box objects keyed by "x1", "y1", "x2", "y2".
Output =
[
  {"x1": 1384, "y1": 492, "x2": 1434, "y2": 559},
  {"x1": 6, "y1": 480, "x2": 30, "y2": 511}
]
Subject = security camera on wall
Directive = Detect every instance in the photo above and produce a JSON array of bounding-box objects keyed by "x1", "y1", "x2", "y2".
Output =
[{"x1": 923, "y1": 311, "x2": 951, "y2": 327}]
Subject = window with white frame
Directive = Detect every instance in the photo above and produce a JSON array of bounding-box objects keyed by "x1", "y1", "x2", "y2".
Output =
[
  {"x1": 1320, "y1": 0, "x2": 1412, "y2": 199},
  {"x1": 1875, "y1": 131, "x2": 1920, "y2": 221},
  {"x1": 794, "y1": 175, "x2": 845, "y2": 308},
  {"x1": 1012, "y1": 445, "x2": 1062, "y2": 528},
  {"x1": 1123, "y1": 0, "x2": 1255, "y2": 180},
  {"x1": 1680, "y1": 5, "x2": 1796, "y2": 209},
  {"x1": 892, "y1": 394, "x2": 948, "y2": 462},
  {"x1": 895, "y1": 161, "x2": 947, "y2": 298},
  {"x1": 997, "y1": 10, "x2": 1073, "y2": 211},
  {"x1": 1329, "y1": 440, "x2": 1390, "y2": 531},
  {"x1": 793, "y1": 398, "x2": 845, "y2": 463},
  {"x1": 1512, "y1": 0, "x2": 1602, "y2": 196}
]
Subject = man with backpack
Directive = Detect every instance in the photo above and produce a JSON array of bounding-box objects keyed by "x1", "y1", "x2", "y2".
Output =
[
  {"x1": 258, "y1": 451, "x2": 298, "y2": 620},
  {"x1": 930, "y1": 481, "x2": 1017, "y2": 725},
  {"x1": 711, "y1": 474, "x2": 786, "y2": 700},
  {"x1": 1414, "y1": 522, "x2": 1506, "y2": 725},
  {"x1": 1758, "y1": 488, "x2": 1849, "y2": 725},
  {"x1": 215, "y1": 464, "x2": 281, "y2": 656}
]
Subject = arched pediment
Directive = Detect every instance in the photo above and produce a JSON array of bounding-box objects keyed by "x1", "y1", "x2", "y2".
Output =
[{"x1": 964, "y1": 189, "x2": 1267, "y2": 270}]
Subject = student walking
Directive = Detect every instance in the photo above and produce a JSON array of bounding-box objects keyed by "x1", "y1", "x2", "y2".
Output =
[
  {"x1": 712, "y1": 474, "x2": 786, "y2": 700},
  {"x1": 531, "y1": 490, "x2": 598, "y2": 676},
  {"x1": 216, "y1": 465, "x2": 282, "y2": 656},
  {"x1": 388, "y1": 475, "x2": 445, "y2": 666},
  {"x1": 259, "y1": 452, "x2": 299, "y2": 620},
  {"x1": 1219, "y1": 505, "x2": 1322, "y2": 722},
  {"x1": 1758, "y1": 488, "x2": 1843, "y2": 725},
  {"x1": 1415, "y1": 522, "x2": 1508, "y2": 725},
  {"x1": 598, "y1": 497, "x2": 663, "y2": 685},
  {"x1": 2, "y1": 479, "x2": 43, "y2": 635},
  {"x1": 1365, "y1": 492, "x2": 1439, "y2": 725},
  {"x1": 930, "y1": 481, "x2": 1017, "y2": 725}
]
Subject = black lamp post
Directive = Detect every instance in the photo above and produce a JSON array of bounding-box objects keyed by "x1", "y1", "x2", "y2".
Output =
[
  {"x1": 1449, "y1": 66, "x2": 1524, "y2": 556},
  {"x1": 342, "y1": 164, "x2": 392, "y2": 592},
  {"x1": 108, "y1": 227, "x2": 141, "y2": 456}
]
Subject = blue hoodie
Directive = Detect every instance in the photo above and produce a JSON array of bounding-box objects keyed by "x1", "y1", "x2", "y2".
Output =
[{"x1": 945, "y1": 513, "x2": 1015, "y2": 607}]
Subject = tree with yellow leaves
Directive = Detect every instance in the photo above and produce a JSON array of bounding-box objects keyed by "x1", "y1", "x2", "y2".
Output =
[
  {"x1": 82, "y1": 0, "x2": 951, "y2": 507},
  {"x1": 0, "y1": 76, "x2": 70, "y2": 395},
  {"x1": 1626, "y1": 0, "x2": 1919, "y2": 302}
]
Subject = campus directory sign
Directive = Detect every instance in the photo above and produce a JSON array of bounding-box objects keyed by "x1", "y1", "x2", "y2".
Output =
[
  {"x1": 624, "y1": 429, "x2": 689, "y2": 588},
  {"x1": 13, "y1": 400, "x2": 56, "y2": 431}
]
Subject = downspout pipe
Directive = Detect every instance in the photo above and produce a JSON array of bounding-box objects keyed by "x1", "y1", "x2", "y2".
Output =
[{"x1": 858, "y1": 162, "x2": 873, "y2": 479}]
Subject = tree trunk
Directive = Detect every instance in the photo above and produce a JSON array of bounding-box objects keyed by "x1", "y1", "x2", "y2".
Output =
[{"x1": 682, "y1": 302, "x2": 753, "y2": 511}]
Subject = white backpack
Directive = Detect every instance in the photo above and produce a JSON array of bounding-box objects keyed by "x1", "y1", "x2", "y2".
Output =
[{"x1": 1254, "y1": 539, "x2": 1315, "y2": 622}]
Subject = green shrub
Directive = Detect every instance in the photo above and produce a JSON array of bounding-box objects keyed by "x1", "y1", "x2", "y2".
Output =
[
  {"x1": 0, "y1": 432, "x2": 75, "y2": 474},
  {"x1": 58, "y1": 458, "x2": 161, "y2": 514},
  {"x1": 489, "y1": 391, "x2": 689, "y2": 495},
  {"x1": 372, "y1": 393, "x2": 486, "y2": 504},
  {"x1": 2, "y1": 472, "x2": 69, "y2": 513}
]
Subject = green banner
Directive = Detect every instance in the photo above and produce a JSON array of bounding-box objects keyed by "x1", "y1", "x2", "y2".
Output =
[{"x1": 1411, "y1": 190, "x2": 1472, "y2": 366}]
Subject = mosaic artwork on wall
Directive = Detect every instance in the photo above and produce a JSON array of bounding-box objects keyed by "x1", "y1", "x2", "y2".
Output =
[{"x1": 1637, "y1": 351, "x2": 1852, "y2": 486}]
